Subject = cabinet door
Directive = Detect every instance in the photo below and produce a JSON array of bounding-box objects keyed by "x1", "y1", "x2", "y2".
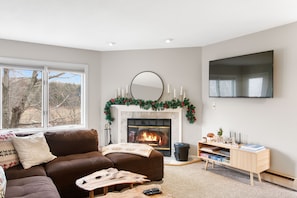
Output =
[
  {"x1": 231, "y1": 149, "x2": 257, "y2": 172},
  {"x1": 231, "y1": 149, "x2": 270, "y2": 173}
]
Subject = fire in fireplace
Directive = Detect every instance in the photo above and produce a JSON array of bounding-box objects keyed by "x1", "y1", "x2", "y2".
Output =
[{"x1": 127, "y1": 118, "x2": 171, "y2": 156}]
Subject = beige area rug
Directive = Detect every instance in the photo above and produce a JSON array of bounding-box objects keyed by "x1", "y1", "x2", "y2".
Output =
[
  {"x1": 164, "y1": 155, "x2": 200, "y2": 166},
  {"x1": 95, "y1": 162, "x2": 296, "y2": 198},
  {"x1": 96, "y1": 184, "x2": 172, "y2": 198},
  {"x1": 161, "y1": 162, "x2": 297, "y2": 198}
]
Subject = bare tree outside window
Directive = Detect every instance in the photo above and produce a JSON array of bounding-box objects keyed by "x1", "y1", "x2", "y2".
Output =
[
  {"x1": 48, "y1": 71, "x2": 82, "y2": 127},
  {"x1": 2, "y1": 68, "x2": 42, "y2": 128},
  {"x1": 1, "y1": 67, "x2": 83, "y2": 129}
]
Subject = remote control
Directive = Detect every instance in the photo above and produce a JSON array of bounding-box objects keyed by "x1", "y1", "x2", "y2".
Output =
[{"x1": 143, "y1": 187, "x2": 162, "y2": 195}]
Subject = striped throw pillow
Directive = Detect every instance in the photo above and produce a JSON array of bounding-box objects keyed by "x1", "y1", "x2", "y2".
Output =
[{"x1": 0, "y1": 131, "x2": 19, "y2": 169}]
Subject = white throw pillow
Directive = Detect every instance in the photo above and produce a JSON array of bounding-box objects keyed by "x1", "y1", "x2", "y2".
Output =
[
  {"x1": 0, "y1": 166, "x2": 6, "y2": 198},
  {"x1": 12, "y1": 132, "x2": 56, "y2": 169}
]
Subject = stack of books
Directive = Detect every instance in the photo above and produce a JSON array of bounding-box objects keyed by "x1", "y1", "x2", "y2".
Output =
[
  {"x1": 200, "y1": 146, "x2": 220, "y2": 152},
  {"x1": 240, "y1": 144, "x2": 265, "y2": 152}
]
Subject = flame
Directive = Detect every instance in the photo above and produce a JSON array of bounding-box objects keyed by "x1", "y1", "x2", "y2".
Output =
[
  {"x1": 141, "y1": 132, "x2": 158, "y2": 141},
  {"x1": 136, "y1": 131, "x2": 168, "y2": 147}
]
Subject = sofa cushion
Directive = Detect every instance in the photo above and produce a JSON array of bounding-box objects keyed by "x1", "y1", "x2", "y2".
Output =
[
  {"x1": 45, "y1": 151, "x2": 113, "y2": 198},
  {"x1": 5, "y1": 176, "x2": 60, "y2": 198},
  {"x1": 106, "y1": 149, "x2": 164, "y2": 181},
  {"x1": 12, "y1": 133, "x2": 56, "y2": 169},
  {"x1": 4, "y1": 164, "x2": 47, "y2": 180},
  {"x1": 0, "y1": 131, "x2": 19, "y2": 169},
  {"x1": 44, "y1": 129, "x2": 99, "y2": 156}
]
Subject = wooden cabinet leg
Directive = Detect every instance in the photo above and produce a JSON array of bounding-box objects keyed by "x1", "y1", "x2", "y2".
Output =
[
  {"x1": 257, "y1": 173, "x2": 262, "y2": 183},
  {"x1": 205, "y1": 160, "x2": 209, "y2": 170},
  {"x1": 250, "y1": 172, "x2": 254, "y2": 186}
]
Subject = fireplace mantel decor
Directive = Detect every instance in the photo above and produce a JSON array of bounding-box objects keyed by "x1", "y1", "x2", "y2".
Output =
[{"x1": 104, "y1": 97, "x2": 196, "y2": 124}]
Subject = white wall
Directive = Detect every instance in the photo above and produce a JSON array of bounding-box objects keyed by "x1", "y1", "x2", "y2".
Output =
[
  {"x1": 100, "y1": 48, "x2": 202, "y2": 154},
  {"x1": 0, "y1": 39, "x2": 102, "y2": 132},
  {"x1": 201, "y1": 22, "x2": 297, "y2": 177}
]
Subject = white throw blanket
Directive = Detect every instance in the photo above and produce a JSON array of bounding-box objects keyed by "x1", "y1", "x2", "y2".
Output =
[{"x1": 102, "y1": 143, "x2": 153, "y2": 157}]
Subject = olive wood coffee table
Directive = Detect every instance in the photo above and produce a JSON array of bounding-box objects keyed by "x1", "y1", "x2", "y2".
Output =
[{"x1": 76, "y1": 168, "x2": 149, "y2": 198}]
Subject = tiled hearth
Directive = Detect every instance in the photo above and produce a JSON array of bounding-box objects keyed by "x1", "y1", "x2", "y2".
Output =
[{"x1": 110, "y1": 105, "x2": 183, "y2": 157}]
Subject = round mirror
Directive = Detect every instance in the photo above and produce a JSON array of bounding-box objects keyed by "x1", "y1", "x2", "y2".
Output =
[{"x1": 130, "y1": 71, "x2": 164, "y2": 101}]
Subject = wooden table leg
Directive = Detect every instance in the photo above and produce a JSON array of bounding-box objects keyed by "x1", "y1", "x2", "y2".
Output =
[
  {"x1": 103, "y1": 186, "x2": 108, "y2": 195},
  {"x1": 89, "y1": 190, "x2": 94, "y2": 198}
]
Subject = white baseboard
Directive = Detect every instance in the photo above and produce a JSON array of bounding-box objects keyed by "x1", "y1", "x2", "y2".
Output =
[{"x1": 261, "y1": 171, "x2": 297, "y2": 191}]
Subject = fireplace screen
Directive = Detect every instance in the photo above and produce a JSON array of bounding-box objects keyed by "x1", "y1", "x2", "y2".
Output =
[{"x1": 127, "y1": 119, "x2": 171, "y2": 156}]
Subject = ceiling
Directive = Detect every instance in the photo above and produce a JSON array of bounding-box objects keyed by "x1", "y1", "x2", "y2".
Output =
[{"x1": 0, "y1": 0, "x2": 297, "y2": 51}]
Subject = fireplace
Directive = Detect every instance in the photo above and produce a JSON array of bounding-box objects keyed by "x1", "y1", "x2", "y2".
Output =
[{"x1": 127, "y1": 118, "x2": 171, "y2": 156}]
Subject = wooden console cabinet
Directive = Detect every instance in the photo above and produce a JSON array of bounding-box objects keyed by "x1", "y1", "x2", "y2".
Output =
[{"x1": 198, "y1": 141, "x2": 270, "y2": 185}]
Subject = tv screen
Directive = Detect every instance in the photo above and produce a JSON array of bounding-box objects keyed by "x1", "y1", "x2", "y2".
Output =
[{"x1": 209, "y1": 50, "x2": 273, "y2": 98}]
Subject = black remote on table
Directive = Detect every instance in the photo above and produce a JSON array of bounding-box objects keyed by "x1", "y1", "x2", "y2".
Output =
[{"x1": 143, "y1": 187, "x2": 162, "y2": 195}]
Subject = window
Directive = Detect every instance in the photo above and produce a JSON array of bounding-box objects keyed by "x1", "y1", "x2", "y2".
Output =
[
  {"x1": 248, "y1": 77, "x2": 263, "y2": 97},
  {"x1": 48, "y1": 71, "x2": 83, "y2": 127},
  {"x1": 0, "y1": 58, "x2": 87, "y2": 131},
  {"x1": 210, "y1": 79, "x2": 236, "y2": 97}
]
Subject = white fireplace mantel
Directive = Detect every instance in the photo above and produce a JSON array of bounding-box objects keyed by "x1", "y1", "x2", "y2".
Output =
[{"x1": 109, "y1": 105, "x2": 183, "y2": 156}]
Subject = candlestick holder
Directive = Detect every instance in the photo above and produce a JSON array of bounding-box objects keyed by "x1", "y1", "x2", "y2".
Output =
[{"x1": 104, "y1": 123, "x2": 112, "y2": 145}]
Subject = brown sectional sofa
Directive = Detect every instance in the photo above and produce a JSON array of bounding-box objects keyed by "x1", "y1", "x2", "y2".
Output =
[{"x1": 4, "y1": 129, "x2": 164, "y2": 198}]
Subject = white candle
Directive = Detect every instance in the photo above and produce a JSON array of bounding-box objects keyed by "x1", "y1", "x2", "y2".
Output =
[
  {"x1": 117, "y1": 88, "x2": 120, "y2": 97},
  {"x1": 167, "y1": 84, "x2": 170, "y2": 94},
  {"x1": 183, "y1": 91, "x2": 186, "y2": 100},
  {"x1": 125, "y1": 85, "x2": 129, "y2": 95},
  {"x1": 121, "y1": 89, "x2": 125, "y2": 97},
  {"x1": 173, "y1": 88, "x2": 176, "y2": 98},
  {"x1": 180, "y1": 86, "x2": 183, "y2": 95}
]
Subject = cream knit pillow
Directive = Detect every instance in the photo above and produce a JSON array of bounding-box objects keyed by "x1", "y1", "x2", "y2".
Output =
[{"x1": 12, "y1": 132, "x2": 56, "y2": 169}]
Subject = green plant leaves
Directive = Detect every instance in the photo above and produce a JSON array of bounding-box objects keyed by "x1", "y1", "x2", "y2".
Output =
[{"x1": 104, "y1": 97, "x2": 197, "y2": 124}]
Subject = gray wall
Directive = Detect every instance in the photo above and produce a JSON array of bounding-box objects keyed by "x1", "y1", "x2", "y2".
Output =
[
  {"x1": 0, "y1": 39, "x2": 102, "y2": 132},
  {"x1": 100, "y1": 48, "x2": 202, "y2": 155},
  {"x1": 202, "y1": 22, "x2": 297, "y2": 177}
]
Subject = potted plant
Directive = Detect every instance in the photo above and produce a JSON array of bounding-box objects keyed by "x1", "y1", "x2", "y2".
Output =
[{"x1": 217, "y1": 128, "x2": 223, "y2": 142}]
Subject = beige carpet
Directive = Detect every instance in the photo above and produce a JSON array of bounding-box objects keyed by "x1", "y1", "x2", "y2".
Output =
[
  {"x1": 164, "y1": 156, "x2": 200, "y2": 166},
  {"x1": 96, "y1": 162, "x2": 296, "y2": 198},
  {"x1": 98, "y1": 184, "x2": 172, "y2": 198},
  {"x1": 160, "y1": 162, "x2": 297, "y2": 198}
]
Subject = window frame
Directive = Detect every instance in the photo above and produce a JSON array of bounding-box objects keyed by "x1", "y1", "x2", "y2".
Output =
[{"x1": 0, "y1": 57, "x2": 88, "y2": 133}]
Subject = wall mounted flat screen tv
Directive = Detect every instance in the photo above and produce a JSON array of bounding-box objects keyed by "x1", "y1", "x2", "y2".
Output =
[{"x1": 209, "y1": 50, "x2": 273, "y2": 98}]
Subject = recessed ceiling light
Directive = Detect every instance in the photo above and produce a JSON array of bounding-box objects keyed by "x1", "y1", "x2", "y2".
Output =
[
  {"x1": 108, "y1": 42, "x2": 116, "y2": 46},
  {"x1": 165, "y1": 38, "x2": 173, "y2": 43}
]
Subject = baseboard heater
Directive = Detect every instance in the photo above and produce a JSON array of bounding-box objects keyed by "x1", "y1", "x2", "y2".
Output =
[{"x1": 261, "y1": 170, "x2": 297, "y2": 191}]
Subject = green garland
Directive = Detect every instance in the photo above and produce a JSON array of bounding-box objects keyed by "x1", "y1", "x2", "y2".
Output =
[{"x1": 104, "y1": 97, "x2": 197, "y2": 124}]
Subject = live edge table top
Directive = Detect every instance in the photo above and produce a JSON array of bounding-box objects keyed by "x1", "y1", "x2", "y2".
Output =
[{"x1": 76, "y1": 168, "x2": 149, "y2": 198}]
